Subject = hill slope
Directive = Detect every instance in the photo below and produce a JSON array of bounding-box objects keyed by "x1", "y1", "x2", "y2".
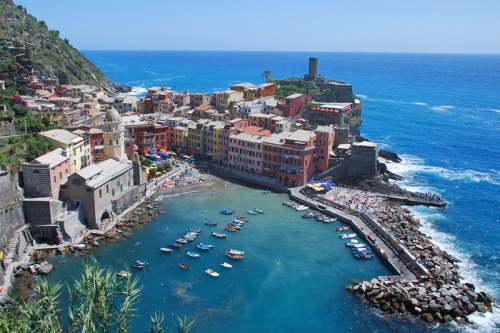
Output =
[{"x1": 0, "y1": 0, "x2": 128, "y2": 94}]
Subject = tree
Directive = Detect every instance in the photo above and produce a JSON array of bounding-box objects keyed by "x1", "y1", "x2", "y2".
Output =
[
  {"x1": 261, "y1": 70, "x2": 272, "y2": 83},
  {"x1": 302, "y1": 81, "x2": 319, "y2": 96}
]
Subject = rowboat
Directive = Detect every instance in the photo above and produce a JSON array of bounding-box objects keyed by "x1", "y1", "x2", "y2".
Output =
[
  {"x1": 212, "y1": 232, "x2": 227, "y2": 238},
  {"x1": 204, "y1": 221, "x2": 218, "y2": 226},
  {"x1": 179, "y1": 263, "x2": 190, "y2": 269},
  {"x1": 336, "y1": 226, "x2": 351, "y2": 232}
]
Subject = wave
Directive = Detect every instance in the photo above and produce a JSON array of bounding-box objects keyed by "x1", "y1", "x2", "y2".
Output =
[
  {"x1": 127, "y1": 87, "x2": 148, "y2": 96},
  {"x1": 430, "y1": 105, "x2": 455, "y2": 112},
  {"x1": 385, "y1": 155, "x2": 500, "y2": 186},
  {"x1": 412, "y1": 102, "x2": 427, "y2": 106}
]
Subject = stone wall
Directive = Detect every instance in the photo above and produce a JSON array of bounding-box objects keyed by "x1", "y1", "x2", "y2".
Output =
[
  {"x1": 112, "y1": 186, "x2": 141, "y2": 215},
  {"x1": 347, "y1": 142, "x2": 378, "y2": 179},
  {"x1": 0, "y1": 170, "x2": 25, "y2": 249}
]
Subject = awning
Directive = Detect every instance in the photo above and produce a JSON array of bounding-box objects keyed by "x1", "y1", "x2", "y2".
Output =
[{"x1": 182, "y1": 155, "x2": 190, "y2": 159}]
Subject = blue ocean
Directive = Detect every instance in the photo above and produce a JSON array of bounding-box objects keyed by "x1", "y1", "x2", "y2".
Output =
[{"x1": 48, "y1": 51, "x2": 500, "y2": 332}]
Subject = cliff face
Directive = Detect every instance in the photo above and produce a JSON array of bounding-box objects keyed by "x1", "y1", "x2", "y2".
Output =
[{"x1": 0, "y1": 0, "x2": 129, "y2": 94}]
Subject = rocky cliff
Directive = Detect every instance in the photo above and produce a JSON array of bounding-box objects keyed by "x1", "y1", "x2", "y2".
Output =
[{"x1": 0, "y1": 0, "x2": 129, "y2": 94}]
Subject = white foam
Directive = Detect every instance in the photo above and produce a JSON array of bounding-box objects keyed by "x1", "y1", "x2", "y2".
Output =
[
  {"x1": 356, "y1": 94, "x2": 368, "y2": 99},
  {"x1": 127, "y1": 87, "x2": 148, "y2": 96},
  {"x1": 385, "y1": 155, "x2": 500, "y2": 186},
  {"x1": 430, "y1": 105, "x2": 455, "y2": 112},
  {"x1": 412, "y1": 102, "x2": 427, "y2": 106}
]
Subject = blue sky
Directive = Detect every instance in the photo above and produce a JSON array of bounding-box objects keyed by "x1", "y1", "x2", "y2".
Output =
[{"x1": 14, "y1": 0, "x2": 500, "y2": 54}]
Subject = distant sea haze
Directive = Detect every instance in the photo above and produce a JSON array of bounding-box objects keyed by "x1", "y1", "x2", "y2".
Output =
[{"x1": 78, "y1": 51, "x2": 500, "y2": 332}]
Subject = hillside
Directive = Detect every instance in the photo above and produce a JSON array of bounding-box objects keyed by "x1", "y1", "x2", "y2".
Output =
[{"x1": 0, "y1": 0, "x2": 129, "y2": 94}]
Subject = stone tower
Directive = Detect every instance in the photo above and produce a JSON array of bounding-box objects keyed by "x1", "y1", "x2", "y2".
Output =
[
  {"x1": 304, "y1": 57, "x2": 318, "y2": 81},
  {"x1": 103, "y1": 108, "x2": 127, "y2": 162}
]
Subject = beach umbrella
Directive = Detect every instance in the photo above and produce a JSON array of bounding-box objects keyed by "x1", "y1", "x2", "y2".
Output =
[
  {"x1": 190, "y1": 158, "x2": 196, "y2": 161},
  {"x1": 183, "y1": 155, "x2": 190, "y2": 159}
]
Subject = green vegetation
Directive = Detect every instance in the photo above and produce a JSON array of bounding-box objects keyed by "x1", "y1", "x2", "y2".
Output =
[
  {"x1": 261, "y1": 70, "x2": 272, "y2": 83},
  {"x1": 0, "y1": 258, "x2": 194, "y2": 333},
  {"x1": 274, "y1": 80, "x2": 319, "y2": 99}
]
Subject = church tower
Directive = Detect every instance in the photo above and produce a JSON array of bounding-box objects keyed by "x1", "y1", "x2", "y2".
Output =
[{"x1": 103, "y1": 108, "x2": 127, "y2": 162}]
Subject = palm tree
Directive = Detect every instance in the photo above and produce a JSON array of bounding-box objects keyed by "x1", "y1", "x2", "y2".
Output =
[{"x1": 261, "y1": 70, "x2": 272, "y2": 82}]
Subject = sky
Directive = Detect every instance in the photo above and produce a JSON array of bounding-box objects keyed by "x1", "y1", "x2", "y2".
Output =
[{"x1": 13, "y1": 0, "x2": 500, "y2": 54}]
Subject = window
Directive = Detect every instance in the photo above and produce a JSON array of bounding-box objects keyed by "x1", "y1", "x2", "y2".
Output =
[{"x1": 99, "y1": 189, "x2": 102, "y2": 198}]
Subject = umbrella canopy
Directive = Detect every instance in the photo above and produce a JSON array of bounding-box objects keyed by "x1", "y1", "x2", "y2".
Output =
[{"x1": 182, "y1": 155, "x2": 190, "y2": 159}]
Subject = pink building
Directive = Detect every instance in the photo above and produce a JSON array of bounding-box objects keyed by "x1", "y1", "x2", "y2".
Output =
[
  {"x1": 89, "y1": 128, "x2": 105, "y2": 161},
  {"x1": 228, "y1": 131, "x2": 269, "y2": 174},
  {"x1": 278, "y1": 93, "x2": 310, "y2": 118},
  {"x1": 314, "y1": 125, "x2": 335, "y2": 172}
]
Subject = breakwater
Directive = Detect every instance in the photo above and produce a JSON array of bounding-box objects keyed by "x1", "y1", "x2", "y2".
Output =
[{"x1": 289, "y1": 187, "x2": 496, "y2": 324}]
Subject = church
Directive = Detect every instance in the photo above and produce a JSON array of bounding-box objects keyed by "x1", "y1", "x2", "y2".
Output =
[{"x1": 60, "y1": 108, "x2": 147, "y2": 230}]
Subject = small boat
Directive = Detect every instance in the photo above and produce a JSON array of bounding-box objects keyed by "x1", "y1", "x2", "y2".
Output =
[
  {"x1": 176, "y1": 238, "x2": 188, "y2": 244},
  {"x1": 263, "y1": 190, "x2": 271, "y2": 194},
  {"x1": 220, "y1": 208, "x2": 235, "y2": 215},
  {"x1": 316, "y1": 215, "x2": 327, "y2": 221},
  {"x1": 221, "y1": 262, "x2": 233, "y2": 268},
  {"x1": 117, "y1": 270, "x2": 131, "y2": 279},
  {"x1": 351, "y1": 248, "x2": 374, "y2": 259},
  {"x1": 295, "y1": 205, "x2": 308, "y2": 211},
  {"x1": 323, "y1": 218, "x2": 337, "y2": 223},
  {"x1": 226, "y1": 252, "x2": 244, "y2": 260},
  {"x1": 339, "y1": 233, "x2": 357, "y2": 239},
  {"x1": 197, "y1": 242, "x2": 214, "y2": 250},
  {"x1": 131, "y1": 260, "x2": 148, "y2": 269},
  {"x1": 204, "y1": 221, "x2": 218, "y2": 226},
  {"x1": 345, "y1": 243, "x2": 367, "y2": 248},
  {"x1": 183, "y1": 235, "x2": 197, "y2": 242},
  {"x1": 301, "y1": 211, "x2": 315, "y2": 218},
  {"x1": 179, "y1": 263, "x2": 190, "y2": 269},
  {"x1": 336, "y1": 226, "x2": 351, "y2": 232},
  {"x1": 227, "y1": 249, "x2": 245, "y2": 255},
  {"x1": 230, "y1": 221, "x2": 244, "y2": 227},
  {"x1": 198, "y1": 242, "x2": 214, "y2": 249},
  {"x1": 205, "y1": 269, "x2": 220, "y2": 277},
  {"x1": 167, "y1": 242, "x2": 182, "y2": 248},
  {"x1": 160, "y1": 247, "x2": 173, "y2": 253},
  {"x1": 282, "y1": 200, "x2": 295, "y2": 206},
  {"x1": 212, "y1": 232, "x2": 227, "y2": 238},
  {"x1": 37, "y1": 261, "x2": 53, "y2": 274},
  {"x1": 188, "y1": 228, "x2": 202, "y2": 234},
  {"x1": 225, "y1": 224, "x2": 239, "y2": 231},
  {"x1": 234, "y1": 216, "x2": 249, "y2": 222},
  {"x1": 187, "y1": 252, "x2": 200, "y2": 258},
  {"x1": 247, "y1": 210, "x2": 258, "y2": 215},
  {"x1": 254, "y1": 208, "x2": 264, "y2": 214}
]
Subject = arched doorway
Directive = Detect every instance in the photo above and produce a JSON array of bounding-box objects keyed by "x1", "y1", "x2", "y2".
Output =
[{"x1": 100, "y1": 210, "x2": 111, "y2": 229}]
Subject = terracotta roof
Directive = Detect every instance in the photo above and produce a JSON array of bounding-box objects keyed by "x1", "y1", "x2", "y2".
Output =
[{"x1": 194, "y1": 104, "x2": 212, "y2": 111}]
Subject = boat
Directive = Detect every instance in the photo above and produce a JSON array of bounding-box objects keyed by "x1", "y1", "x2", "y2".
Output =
[
  {"x1": 37, "y1": 261, "x2": 53, "y2": 274},
  {"x1": 301, "y1": 211, "x2": 315, "y2": 218},
  {"x1": 339, "y1": 233, "x2": 357, "y2": 239},
  {"x1": 220, "y1": 208, "x2": 235, "y2": 215},
  {"x1": 221, "y1": 262, "x2": 233, "y2": 268},
  {"x1": 176, "y1": 238, "x2": 188, "y2": 244},
  {"x1": 345, "y1": 243, "x2": 367, "y2": 248},
  {"x1": 183, "y1": 235, "x2": 197, "y2": 241},
  {"x1": 254, "y1": 208, "x2": 264, "y2": 214},
  {"x1": 316, "y1": 215, "x2": 327, "y2": 221},
  {"x1": 227, "y1": 249, "x2": 245, "y2": 255},
  {"x1": 188, "y1": 228, "x2": 202, "y2": 233},
  {"x1": 247, "y1": 210, "x2": 258, "y2": 215},
  {"x1": 336, "y1": 226, "x2": 351, "y2": 232},
  {"x1": 204, "y1": 221, "x2": 218, "y2": 226},
  {"x1": 205, "y1": 269, "x2": 220, "y2": 277},
  {"x1": 198, "y1": 242, "x2": 214, "y2": 248},
  {"x1": 225, "y1": 224, "x2": 239, "y2": 231},
  {"x1": 323, "y1": 218, "x2": 337, "y2": 223},
  {"x1": 160, "y1": 247, "x2": 173, "y2": 253},
  {"x1": 131, "y1": 260, "x2": 149, "y2": 269},
  {"x1": 263, "y1": 190, "x2": 271, "y2": 194},
  {"x1": 167, "y1": 242, "x2": 182, "y2": 248},
  {"x1": 226, "y1": 252, "x2": 244, "y2": 260},
  {"x1": 283, "y1": 200, "x2": 295, "y2": 205},
  {"x1": 235, "y1": 216, "x2": 249, "y2": 222},
  {"x1": 117, "y1": 270, "x2": 131, "y2": 279},
  {"x1": 295, "y1": 205, "x2": 309, "y2": 211},
  {"x1": 351, "y1": 248, "x2": 374, "y2": 259},
  {"x1": 230, "y1": 220, "x2": 244, "y2": 227},
  {"x1": 187, "y1": 251, "x2": 200, "y2": 258},
  {"x1": 212, "y1": 232, "x2": 227, "y2": 238},
  {"x1": 197, "y1": 242, "x2": 214, "y2": 250},
  {"x1": 179, "y1": 263, "x2": 190, "y2": 269}
]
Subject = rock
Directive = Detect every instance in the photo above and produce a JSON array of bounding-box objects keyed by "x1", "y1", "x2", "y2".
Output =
[
  {"x1": 443, "y1": 315, "x2": 453, "y2": 323},
  {"x1": 442, "y1": 304, "x2": 453, "y2": 314},
  {"x1": 466, "y1": 290, "x2": 478, "y2": 301},
  {"x1": 477, "y1": 304, "x2": 489, "y2": 313},
  {"x1": 421, "y1": 312, "x2": 434, "y2": 323},
  {"x1": 412, "y1": 306, "x2": 423, "y2": 315},
  {"x1": 399, "y1": 303, "x2": 407, "y2": 313},
  {"x1": 464, "y1": 282, "x2": 475, "y2": 291}
]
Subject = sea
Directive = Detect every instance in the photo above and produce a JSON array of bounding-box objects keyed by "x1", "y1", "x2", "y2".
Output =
[{"x1": 46, "y1": 51, "x2": 500, "y2": 332}]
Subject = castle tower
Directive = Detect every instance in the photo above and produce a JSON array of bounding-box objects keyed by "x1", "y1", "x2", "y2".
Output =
[
  {"x1": 304, "y1": 57, "x2": 318, "y2": 81},
  {"x1": 103, "y1": 108, "x2": 127, "y2": 162}
]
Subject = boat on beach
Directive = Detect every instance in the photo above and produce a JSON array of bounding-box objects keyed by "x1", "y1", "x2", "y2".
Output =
[
  {"x1": 212, "y1": 232, "x2": 227, "y2": 238},
  {"x1": 160, "y1": 247, "x2": 173, "y2": 253},
  {"x1": 179, "y1": 263, "x2": 190, "y2": 269},
  {"x1": 187, "y1": 251, "x2": 200, "y2": 258},
  {"x1": 221, "y1": 262, "x2": 233, "y2": 268},
  {"x1": 205, "y1": 269, "x2": 220, "y2": 277}
]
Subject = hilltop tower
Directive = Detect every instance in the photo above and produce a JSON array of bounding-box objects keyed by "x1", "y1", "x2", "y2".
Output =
[
  {"x1": 103, "y1": 107, "x2": 127, "y2": 162},
  {"x1": 304, "y1": 57, "x2": 318, "y2": 81}
]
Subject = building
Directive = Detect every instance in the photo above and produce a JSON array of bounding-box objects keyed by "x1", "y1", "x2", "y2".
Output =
[
  {"x1": 228, "y1": 132, "x2": 267, "y2": 174},
  {"x1": 213, "y1": 90, "x2": 244, "y2": 112},
  {"x1": 278, "y1": 93, "x2": 309, "y2": 118},
  {"x1": 113, "y1": 94, "x2": 138, "y2": 114},
  {"x1": 39, "y1": 129, "x2": 91, "y2": 173}
]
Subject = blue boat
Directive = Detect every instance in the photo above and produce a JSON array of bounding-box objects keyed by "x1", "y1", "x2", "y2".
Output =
[
  {"x1": 220, "y1": 208, "x2": 235, "y2": 215},
  {"x1": 230, "y1": 221, "x2": 244, "y2": 227},
  {"x1": 197, "y1": 242, "x2": 214, "y2": 250}
]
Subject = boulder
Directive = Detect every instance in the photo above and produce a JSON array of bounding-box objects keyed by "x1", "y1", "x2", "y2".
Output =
[{"x1": 421, "y1": 312, "x2": 434, "y2": 323}]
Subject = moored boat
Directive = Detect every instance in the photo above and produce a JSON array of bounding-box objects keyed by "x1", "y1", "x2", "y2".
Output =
[
  {"x1": 167, "y1": 242, "x2": 182, "y2": 248},
  {"x1": 221, "y1": 262, "x2": 233, "y2": 268},
  {"x1": 226, "y1": 223, "x2": 240, "y2": 230},
  {"x1": 230, "y1": 220, "x2": 244, "y2": 227},
  {"x1": 187, "y1": 251, "x2": 200, "y2": 258},
  {"x1": 160, "y1": 247, "x2": 173, "y2": 253},
  {"x1": 336, "y1": 226, "x2": 351, "y2": 232},
  {"x1": 205, "y1": 268, "x2": 220, "y2": 277},
  {"x1": 179, "y1": 263, "x2": 190, "y2": 269},
  {"x1": 188, "y1": 228, "x2": 202, "y2": 233},
  {"x1": 253, "y1": 208, "x2": 264, "y2": 214},
  {"x1": 339, "y1": 233, "x2": 357, "y2": 239},
  {"x1": 295, "y1": 205, "x2": 309, "y2": 211},
  {"x1": 212, "y1": 232, "x2": 227, "y2": 238},
  {"x1": 117, "y1": 270, "x2": 131, "y2": 279},
  {"x1": 263, "y1": 190, "x2": 271, "y2": 194},
  {"x1": 227, "y1": 249, "x2": 245, "y2": 255},
  {"x1": 176, "y1": 238, "x2": 188, "y2": 244},
  {"x1": 220, "y1": 208, "x2": 235, "y2": 215},
  {"x1": 247, "y1": 210, "x2": 258, "y2": 215},
  {"x1": 234, "y1": 216, "x2": 249, "y2": 222},
  {"x1": 204, "y1": 221, "x2": 218, "y2": 226},
  {"x1": 345, "y1": 243, "x2": 367, "y2": 248},
  {"x1": 301, "y1": 211, "x2": 315, "y2": 218},
  {"x1": 323, "y1": 218, "x2": 337, "y2": 223},
  {"x1": 226, "y1": 252, "x2": 244, "y2": 260}
]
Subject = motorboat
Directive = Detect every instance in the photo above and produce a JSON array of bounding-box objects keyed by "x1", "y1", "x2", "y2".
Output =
[
  {"x1": 339, "y1": 233, "x2": 357, "y2": 239},
  {"x1": 226, "y1": 252, "x2": 244, "y2": 260},
  {"x1": 230, "y1": 221, "x2": 244, "y2": 227},
  {"x1": 131, "y1": 260, "x2": 149, "y2": 269},
  {"x1": 247, "y1": 210, "x2": 258, "y2": 215},
  {"x1": 295, "y1": 205, "x2": 309, "y2": 211},
  {"x1": 188, "y1": 228, "x2": 202, "y2": 234},
  {"x1": 226, "y1": 224, "x2": 240, "y2": 230},
  {"x1": 345, "y1": 243, "x2": 367, "y2": 248},
  {"x1": 221, "y1": 262, "x2": 233, "y2": 268},
  {"x1": 160, "y1": 247, "x2": 173, "y2": 253},
  {"x1": 205, "y1": 269, "x2": 220, "y2": 277},
  {"x1": 167, "y1": 242, "x2": 182, "y2": 248},
  {"x1": 212, "y1": 232, "x2": 227, "y2": 238},
  {"x1": 323, "y1": 218, "x2": 337, "y2": 223},
  {"x1": 204, "y1": 221, "x2": 218, "y2": 226},
  {"x1": 176, "y1": 238, "x2": 188, "y2": 244},
  {"x1": 227, "y1": 249, "x2": 244, "y2": 255},
  {"x1": 254, "y1": 208, "x2": 264, "y2": 214},
  {"x1": 283, "y1": 200, "x2": 295, "y2": 206},
  {"x1": 179, "y1": 263, "x2": 190, "y2": 269},
  {"x1": 336, "y1": 226, "x2": 351, "y2": 232},
  {"x1": 117, "y1": 270, "x2": 131, "y2": 279},
  {"x1": 263, "y1": 190, "x2": 271, "y2": 194},
  {"x1": 301, "y1": 211, "x2": 315, "y2": 218},
  {"x1": 197, "y1": 242, "x2": 214, "y2": 250},
  {"x1": 187, "y1": 252, "x2": 200, "y2": 258},
  {"x1": 220, "y1": 208, "x2": 235, "y2": 215},
  {"x1": 234, "y1": 216, "x2": 249, "y2": 222}
]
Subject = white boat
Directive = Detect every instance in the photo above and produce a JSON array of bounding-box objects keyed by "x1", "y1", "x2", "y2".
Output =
[
  {"x1": 117, "y1": 270, "x2": 131, "y2": 279},
  {"x1": 160, "y1": 247, "x2": 173, "y2": 253},
  {"x1": 176, "y1": 238, "x2": 188, "y2": 244},
  {"x1": 221, "y1": 262, "x2": 233, "y2": 268},
  {"x1": 227, "y1": 249, "x2": 245, "y2": 255},
  {"x1": 295, "y1": 205, "x2": 309, "y2": 211},
  {"x1": 345, "y1": 243, "x2": 366, "y2": 248},
  {"x1": 339, "y1": 233, "x2": 357, "y2": 239},
  {"x1": 253, "y1": 208, "x2": 264, "y2": 214},
  {"x1": 205, "y1": 269, "x2": 220, "y2": 277},
  {"x1": 187, "y1": 251, "x2": 200, "y2": 258}
]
